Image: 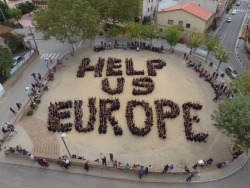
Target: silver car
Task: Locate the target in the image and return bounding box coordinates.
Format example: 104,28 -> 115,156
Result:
225,66 -> 238,79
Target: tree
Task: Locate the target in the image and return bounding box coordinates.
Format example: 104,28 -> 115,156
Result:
214,45 -> 231,71
230,71 -> 250,95
17,1 -> 36,15
124,22 -> 141,42
106,26 -> 120,38
164,25 -> 181,51
183,28 -> 206,54
204,35 -> 220,62
211,95 -> 250,151
1,33 -> 25,53
89,0 -> 140,24
141,23 -> 157,45
33,0 -> 100,52
0,1 -> 9,23
0,45 -> 13,81
7,8 -> 22,24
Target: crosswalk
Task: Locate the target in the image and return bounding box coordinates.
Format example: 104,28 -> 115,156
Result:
174,43 -> 190,53
235,9 -> 246,12
39,53 -> 60,60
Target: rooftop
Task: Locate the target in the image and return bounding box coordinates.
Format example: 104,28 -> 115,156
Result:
160,2 -> 213,21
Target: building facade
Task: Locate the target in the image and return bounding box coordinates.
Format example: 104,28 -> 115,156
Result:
157,2 -> 214,33
141,0 -> 159,20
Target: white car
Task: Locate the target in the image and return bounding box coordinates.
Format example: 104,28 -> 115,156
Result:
227,17 -> 232,22
232,9 -> 237,15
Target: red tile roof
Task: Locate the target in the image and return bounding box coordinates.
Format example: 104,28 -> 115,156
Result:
161,2 -> 213,21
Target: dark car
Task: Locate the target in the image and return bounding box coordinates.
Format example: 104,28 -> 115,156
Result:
236,1 -> 241,6
225,66 -> 238,79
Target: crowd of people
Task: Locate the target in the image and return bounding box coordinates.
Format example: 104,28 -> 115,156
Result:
47,100 -> 73,132
182,102 -> 209,142
154,99 -> 180,139
132,77 -> 155,95
106,57 -> 123,76
76,57 -> 105,78
126,100 -> 153,137
101,77 -> 125,95
99,98 -> 123,136
147,59 -> 166,76
74,98 -> 97,133
125,58 -> 144,75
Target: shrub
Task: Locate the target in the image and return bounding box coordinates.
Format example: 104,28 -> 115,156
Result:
27,108 -> 33,116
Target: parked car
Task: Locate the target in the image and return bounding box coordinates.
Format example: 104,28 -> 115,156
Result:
227,17 -> 232,22
11,56 -> 22,68
225,66 -> 238,79
232,9 -> 237,15
236,1 -> 241,6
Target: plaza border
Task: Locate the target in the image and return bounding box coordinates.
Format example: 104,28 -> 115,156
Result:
1,44 -> 249,183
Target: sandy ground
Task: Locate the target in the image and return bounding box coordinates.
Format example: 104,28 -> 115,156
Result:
29,47 -> 231,169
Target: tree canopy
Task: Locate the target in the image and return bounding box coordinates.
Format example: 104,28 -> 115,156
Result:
214,45 -> 231,71
141,23 -> 158,45
205,35 -> 220,62
17,1 -> 36,15
211,95 -> 250,151
183,28 -> 206,54
7,8 -> 22,24
0,1 -> 9,23
106,26 -> 120,38
33,0 -> 100,46
230,71 -> 250,95
164,25 -> 181,50
89,0 -> 140,24
124,22 -> 141,41
0,45 -> 13,80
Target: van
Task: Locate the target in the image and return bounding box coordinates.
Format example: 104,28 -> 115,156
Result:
12,56 -> 22,68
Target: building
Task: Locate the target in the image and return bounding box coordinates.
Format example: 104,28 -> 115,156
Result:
245,19 -> 250,55
141,0 -> 159,21
157,2 -> 214,33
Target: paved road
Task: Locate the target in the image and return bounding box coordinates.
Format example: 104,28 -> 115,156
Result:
210,0 -> 249,73
0,159 -> 249,188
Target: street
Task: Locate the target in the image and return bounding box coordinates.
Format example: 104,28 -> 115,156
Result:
0,159 -> 249,188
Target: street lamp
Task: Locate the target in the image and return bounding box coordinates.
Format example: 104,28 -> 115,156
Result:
60,133 -> 72,158
25,87 -> 33,103
29,26 -> 39,54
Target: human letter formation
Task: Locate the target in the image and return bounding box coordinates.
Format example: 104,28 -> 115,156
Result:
47,57 -> 208,141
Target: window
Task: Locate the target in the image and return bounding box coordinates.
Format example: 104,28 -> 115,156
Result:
168,20 -> 174,25
151,6 -> 153,11
152,0 -> 153,2
149,0 -> 150,3
148,8 -> 150,12
186,23 -> 191,28
178,21 -> 183,27
159,28 -> 163,32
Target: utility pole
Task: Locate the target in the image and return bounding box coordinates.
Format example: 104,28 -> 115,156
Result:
29,26 -> 39,54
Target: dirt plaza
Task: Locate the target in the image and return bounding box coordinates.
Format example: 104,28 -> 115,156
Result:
15,47 -> 231,169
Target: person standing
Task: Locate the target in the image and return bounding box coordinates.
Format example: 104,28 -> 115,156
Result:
100,153 -> 107,166
169,164 -> 174,172
162,164 -> 169,173
16,103 -> 22,110
186,173 -> 194,182
139,166 -> 144,179
10,108 -> 17,115
38,73 -> 42,81
144,166 -> 149,176
29,154 -> 36,162
84,161 -> 89,171
184,52 -> 186,59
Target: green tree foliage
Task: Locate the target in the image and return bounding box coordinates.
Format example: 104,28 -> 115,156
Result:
17,1 -> 36,15
141,23 -> 157,45
7,8 -> 22,24
211,95 -> 250,151
230,71 -> 250,95
214,45 -> 231,71
0,1 -> 9,23
106,26 -> 120,37
89,0 -> 140,24
183,28 -> 206,54
0,45 -> 13,80
33,0 -> 100,51
1,33 -> 25,53
205,35 -> 220,62
164,25 -> 181,51
124,22 -> 141,41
